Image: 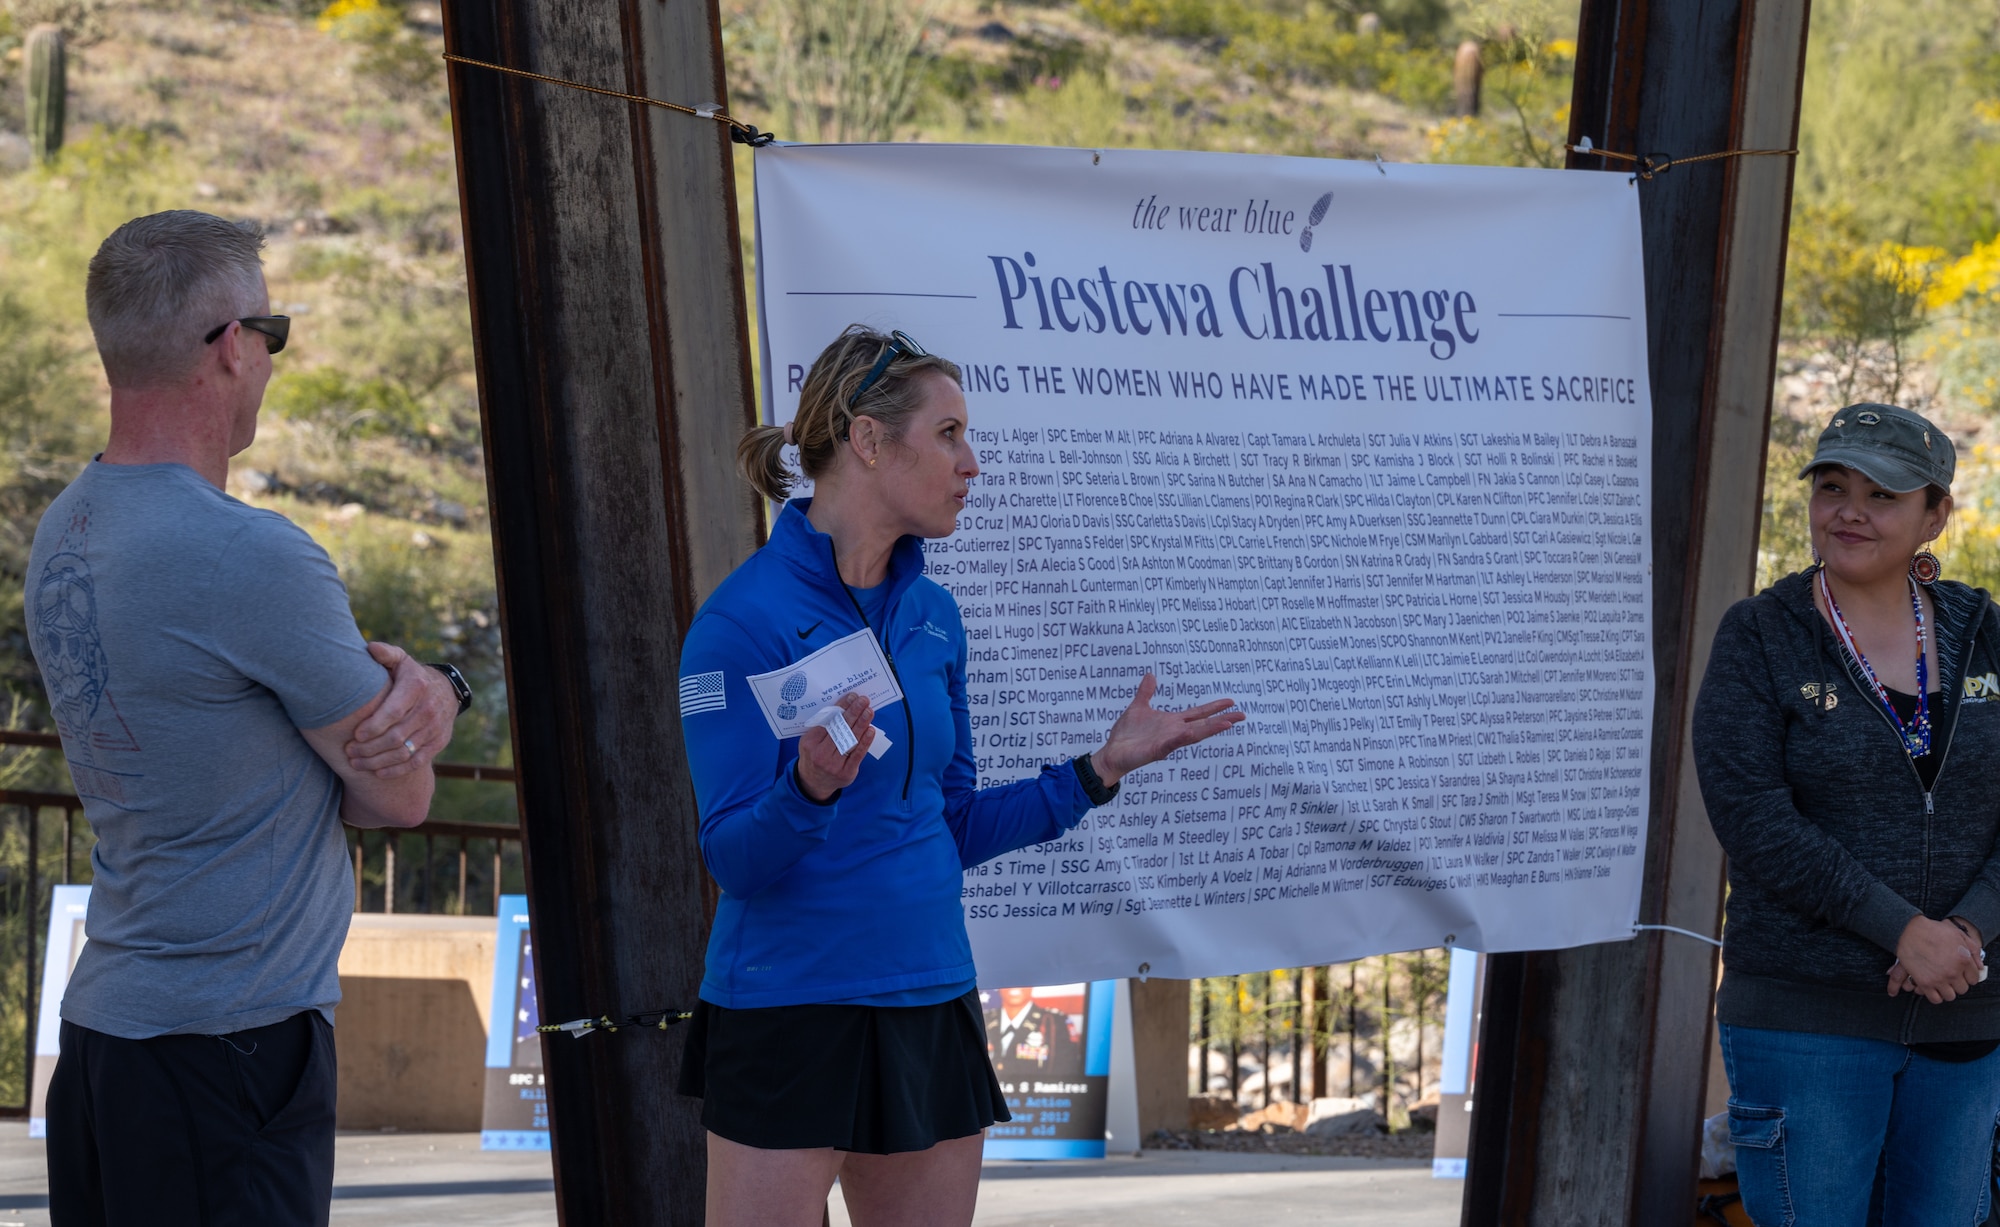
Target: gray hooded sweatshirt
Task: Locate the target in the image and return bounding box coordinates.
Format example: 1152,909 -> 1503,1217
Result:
1695,569 -> 2000,1043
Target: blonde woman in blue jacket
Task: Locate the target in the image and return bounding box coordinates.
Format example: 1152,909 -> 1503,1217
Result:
675,326 -> 1243,1227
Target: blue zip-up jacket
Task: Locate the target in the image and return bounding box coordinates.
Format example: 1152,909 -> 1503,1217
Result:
677,499 -> 1094,1009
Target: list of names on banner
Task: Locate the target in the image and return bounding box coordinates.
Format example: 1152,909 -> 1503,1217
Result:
940,401 -> 1648,922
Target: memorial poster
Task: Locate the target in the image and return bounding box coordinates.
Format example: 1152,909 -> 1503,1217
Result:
756,144 -> 1654,984
982,980 -> 1116,1159
1432,947 -> 1484,1178
480,894 -> 548,1149
28,884 -> 90,1139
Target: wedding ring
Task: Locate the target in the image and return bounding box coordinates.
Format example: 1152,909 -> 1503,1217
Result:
403,739 -> 417,755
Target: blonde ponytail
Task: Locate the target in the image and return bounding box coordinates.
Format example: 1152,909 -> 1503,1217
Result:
736,423 -> 793,504
737,325 -> 963,502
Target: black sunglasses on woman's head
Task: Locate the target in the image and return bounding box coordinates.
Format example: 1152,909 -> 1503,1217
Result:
848,330 -> 927,409
204,316 -> 290,354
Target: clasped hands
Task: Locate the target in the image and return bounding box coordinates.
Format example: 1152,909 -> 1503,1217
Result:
1889,914 -> 1987,1003
794,674 -> 1245,804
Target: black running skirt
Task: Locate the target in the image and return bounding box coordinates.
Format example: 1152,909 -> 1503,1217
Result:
676,989 -> 1009,1154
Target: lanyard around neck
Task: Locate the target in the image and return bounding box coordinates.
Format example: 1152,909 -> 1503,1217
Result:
1818,568 -> 1931,757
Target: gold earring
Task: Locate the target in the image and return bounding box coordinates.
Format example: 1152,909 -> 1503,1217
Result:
869,458 -> 877,468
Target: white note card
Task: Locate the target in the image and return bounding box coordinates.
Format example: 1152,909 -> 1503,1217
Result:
746,628 -> 904,740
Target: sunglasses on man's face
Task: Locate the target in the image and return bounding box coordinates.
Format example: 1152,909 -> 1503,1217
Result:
204,315 -> 290,355
848,330 -> 928,409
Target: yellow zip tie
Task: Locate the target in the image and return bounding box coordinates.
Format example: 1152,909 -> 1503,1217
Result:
538,1009 -> 694,1039
444,53 -> 777,146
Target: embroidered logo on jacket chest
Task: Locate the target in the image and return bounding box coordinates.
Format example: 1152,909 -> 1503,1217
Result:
1965,672 -> 2000,702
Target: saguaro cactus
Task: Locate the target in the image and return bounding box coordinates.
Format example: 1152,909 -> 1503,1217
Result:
25,24 -> 66,165
1452,39 -> 1482,118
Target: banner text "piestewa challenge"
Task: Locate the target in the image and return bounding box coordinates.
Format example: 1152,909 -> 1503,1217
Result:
990,254 -> 1482,361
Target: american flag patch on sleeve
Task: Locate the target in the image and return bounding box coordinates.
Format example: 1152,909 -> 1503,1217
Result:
679,671 -> 726,716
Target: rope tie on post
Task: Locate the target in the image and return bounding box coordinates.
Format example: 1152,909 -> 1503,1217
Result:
443,53 -> 778,146
538,1008 -> 695,1039
1632,923 -> 1723,949
1568,136 -> 1797,183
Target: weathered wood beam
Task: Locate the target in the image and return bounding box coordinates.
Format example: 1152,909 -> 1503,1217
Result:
1132,978 -> 1193,1139
437,0 -> 760,1217
1462,2 -> 1809,1223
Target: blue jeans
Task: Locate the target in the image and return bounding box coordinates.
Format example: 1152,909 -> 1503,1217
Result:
1720,1023 -> 2000,1227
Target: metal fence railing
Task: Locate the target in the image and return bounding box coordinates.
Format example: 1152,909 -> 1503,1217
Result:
0,730 -> 519,1114
0,789 -> 89,1118
1191,954 -> 1449,1127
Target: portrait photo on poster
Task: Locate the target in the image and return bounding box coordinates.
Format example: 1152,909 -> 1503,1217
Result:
982,980 -> 1116,1159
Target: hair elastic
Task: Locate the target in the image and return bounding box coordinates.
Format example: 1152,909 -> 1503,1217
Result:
783,420 -> 795,447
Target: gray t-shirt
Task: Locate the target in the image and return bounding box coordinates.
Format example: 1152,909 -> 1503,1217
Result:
27,461 -> 385,1038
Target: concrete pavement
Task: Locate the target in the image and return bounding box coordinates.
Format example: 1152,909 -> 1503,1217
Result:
0,1125 -> 1465,1224
858,1152 -> 1462,1226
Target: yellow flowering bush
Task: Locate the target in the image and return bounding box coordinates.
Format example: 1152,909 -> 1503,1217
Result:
1926,237 -> 2000,313
315,0 -> 383,33
316,0 -> 437,97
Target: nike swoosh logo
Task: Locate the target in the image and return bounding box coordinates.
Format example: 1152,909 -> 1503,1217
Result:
796,621 -> 822,639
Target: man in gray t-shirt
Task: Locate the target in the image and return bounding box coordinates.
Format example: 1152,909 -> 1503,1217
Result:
31,212 -> 466,1226
33,467 -> 387,1037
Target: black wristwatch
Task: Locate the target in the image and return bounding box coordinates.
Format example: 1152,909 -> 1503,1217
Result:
427,662 -> 473,715
1073,754 -> 1120,807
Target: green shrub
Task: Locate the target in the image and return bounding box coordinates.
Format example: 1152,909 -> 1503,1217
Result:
1080,0 -> 1227,41
317,0 -> 443,101
266,367 -> 429,442
1081,0 -> 1462,111
742,0 -> 934,142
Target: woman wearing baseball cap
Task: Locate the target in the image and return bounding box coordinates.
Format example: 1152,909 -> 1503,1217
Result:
1694,403 -> 2000,1223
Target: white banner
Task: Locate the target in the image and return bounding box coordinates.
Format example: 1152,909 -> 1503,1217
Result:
755,144 -> 1653,986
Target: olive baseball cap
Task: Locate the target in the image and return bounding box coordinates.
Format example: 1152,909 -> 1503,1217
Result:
1798,403 -> 1955,494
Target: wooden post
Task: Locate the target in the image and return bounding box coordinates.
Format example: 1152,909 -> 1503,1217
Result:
1197,979 -> 1211,1094
1229,975 -> 1242,1104
438,0 -> 759,1213
1131,977 -> 1192,1138
1346,962 -> 1357,1098
1310,966 -> 1328,1099
1260,976 -> 1271,1109
1379,955 -> 1393,1127
1461,1 -> 1809,1222
1414,952 -> 1425,1104
1290,968 -> 1303,1103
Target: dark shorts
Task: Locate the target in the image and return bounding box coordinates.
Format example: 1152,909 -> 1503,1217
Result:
677,989 -> 1009,1154
47,1010 -> 337,1227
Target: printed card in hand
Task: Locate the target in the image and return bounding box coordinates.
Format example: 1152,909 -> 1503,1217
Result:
746,629 -> 904,741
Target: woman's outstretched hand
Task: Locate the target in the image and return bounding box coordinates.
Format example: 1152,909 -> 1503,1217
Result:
796,692 -> 875,802
1089,674 -> 1245,786
1887,915 -> 1985,1003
